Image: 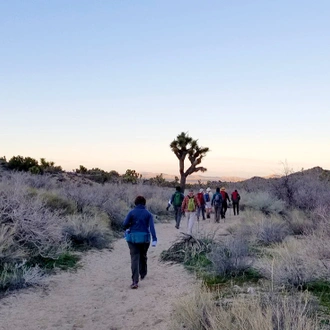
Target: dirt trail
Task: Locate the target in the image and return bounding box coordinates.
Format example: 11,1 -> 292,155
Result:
0,214 -> 241,330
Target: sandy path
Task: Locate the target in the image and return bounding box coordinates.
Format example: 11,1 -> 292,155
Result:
0,214 -> 240,330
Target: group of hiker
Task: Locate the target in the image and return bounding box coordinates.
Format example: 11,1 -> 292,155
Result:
121,187 -> 240,289
167,186 -> 241,233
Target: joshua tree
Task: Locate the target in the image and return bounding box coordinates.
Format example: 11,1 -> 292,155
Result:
170,132 -> 210,192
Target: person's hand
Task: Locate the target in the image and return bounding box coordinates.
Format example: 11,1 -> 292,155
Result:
152,241 -> 157,247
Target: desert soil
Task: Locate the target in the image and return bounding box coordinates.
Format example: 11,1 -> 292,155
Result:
0,212 -> 241,330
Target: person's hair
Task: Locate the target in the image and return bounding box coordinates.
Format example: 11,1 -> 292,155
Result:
134,195 -> 146,206
216,187 -> 220,193
176,186 -> 181,192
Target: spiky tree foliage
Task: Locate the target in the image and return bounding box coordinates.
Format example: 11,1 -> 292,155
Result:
170,132 -> 209,192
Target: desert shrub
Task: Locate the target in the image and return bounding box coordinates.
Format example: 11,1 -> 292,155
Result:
0,179 -> 69,260
284,208 -> 315,235
255,238 -> 327,288
28,252 -> 80,271
63,214 -> 112,249
40,191 -> 76,215
228,211 -> 290,246
271,171 -> 330,211
0,261 -> 45,292
0,226 -> 26,266
60,181 -> 171,230
243,191 -> 286,215
144,197 -> 168,219
255,216 -> 291,246
160,233 -> 214,266
170,285 -> 321,330
208,236 -> 253,277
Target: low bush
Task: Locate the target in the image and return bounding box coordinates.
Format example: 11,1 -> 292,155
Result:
243,191 -> 286,215
40,191 -> 76,215
255,216 -> 291,246
160,233 -> 214,266
63,214 -> 112,250
255,238 -> 327,288
170,285 -> 322,330
284,208 -> 314,235
0,261 -> 45,292
208,236 -> 253,277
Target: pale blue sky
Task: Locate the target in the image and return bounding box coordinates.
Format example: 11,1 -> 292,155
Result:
1,1 -> 330,178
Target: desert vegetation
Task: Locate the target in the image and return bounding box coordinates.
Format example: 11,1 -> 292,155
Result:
0,166 -> 171,294
1,156 -> 330,328
161,168 -> 330,329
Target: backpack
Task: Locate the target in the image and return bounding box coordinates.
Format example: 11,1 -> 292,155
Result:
187,196 -> 195,211
173,192 -> 182,206
197,192 -> 205,205
214,193 -> 221,206
204,192 -> 210,202
232,191 -> 240,202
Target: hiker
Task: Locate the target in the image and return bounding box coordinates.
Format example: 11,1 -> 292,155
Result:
231,189 -> 241,215
168,186 -> 185,229
123,195 -> 157,289
211,187 -> 223,223
196,188 -> 206,221
204,187 -> 212,219
220,187 -> 230,219
181,189 -> 200,235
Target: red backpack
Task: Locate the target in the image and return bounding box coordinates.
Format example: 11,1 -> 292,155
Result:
197,192 -> 205,205
232,191 -> 240,202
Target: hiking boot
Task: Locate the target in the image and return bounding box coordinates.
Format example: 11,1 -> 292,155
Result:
175,225 -> 179,229
140,274 -> 146,280
131,283 -> 138,289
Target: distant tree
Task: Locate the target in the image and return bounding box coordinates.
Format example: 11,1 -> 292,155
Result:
7,155 -> 39,172
122,169 -> 141,184
0,156 -> 7,169
109,170 -> 120,178
76,165 -> 88,174
170,132 -> 210,192
149,173 -> 166,186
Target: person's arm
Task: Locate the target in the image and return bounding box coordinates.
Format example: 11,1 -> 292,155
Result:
181,196 -> 187,211
149,213 -> 157,246
123,211 -> 132,230
195,196 -> 201,207
166,195 -> 172,210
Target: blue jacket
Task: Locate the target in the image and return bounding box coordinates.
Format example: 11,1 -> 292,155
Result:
211,192 -> 223,206
123,204 -> 157,242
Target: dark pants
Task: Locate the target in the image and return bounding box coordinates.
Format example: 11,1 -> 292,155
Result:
221,202 -> 228,219
196,205 -> 205,220
127,241 -> 150,284
233,202 -> 239,215
214,205 -> 221,222
174,205 -> 182,228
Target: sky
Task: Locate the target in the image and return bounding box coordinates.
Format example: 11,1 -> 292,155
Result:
1,1 -> 330,179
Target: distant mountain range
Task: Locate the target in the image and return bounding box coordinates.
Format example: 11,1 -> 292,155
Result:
140,167 -> 330,184
140,172 -> 279,183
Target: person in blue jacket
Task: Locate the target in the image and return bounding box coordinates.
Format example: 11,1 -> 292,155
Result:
123,195 -> 157,289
